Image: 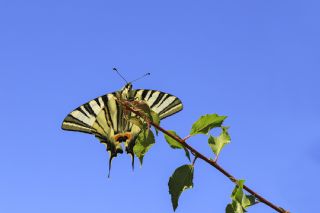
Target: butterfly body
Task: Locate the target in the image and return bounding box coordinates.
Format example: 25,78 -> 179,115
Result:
62,83 -> 183,174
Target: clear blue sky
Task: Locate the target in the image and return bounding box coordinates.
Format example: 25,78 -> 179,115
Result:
1,0 -> 319,212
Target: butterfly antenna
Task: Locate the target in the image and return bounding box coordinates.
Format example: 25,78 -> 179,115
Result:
130,73 -> 151,83
113,67 -> 128,84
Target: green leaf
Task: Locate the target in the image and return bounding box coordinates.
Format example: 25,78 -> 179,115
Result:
150,110 -> 160,135
231,180 -> 245,203
226,200 -> 246,213
227,180 -> 257,212
164,130 -> 183,149
133,130 -> 155,165
226,201 -> 245,213
150,110 -> 160,125
164,131 -> 191,161
242,195 -> 257,209
208,126 -> 231,157
168,164 -> 194,211
231,200 -> 245,213
226,204 -> 235,213
190,114 -> 227,135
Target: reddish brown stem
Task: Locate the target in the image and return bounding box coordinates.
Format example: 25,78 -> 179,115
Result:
122,103 -> 290,213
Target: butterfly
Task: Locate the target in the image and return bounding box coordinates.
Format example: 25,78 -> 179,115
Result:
61,82 -> 183,176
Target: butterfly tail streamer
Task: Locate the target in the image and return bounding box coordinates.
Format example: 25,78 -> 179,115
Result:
108,156 -> 113,178
131,153 -> 135,171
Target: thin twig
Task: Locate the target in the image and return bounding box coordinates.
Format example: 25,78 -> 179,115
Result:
121,103 -> 290,213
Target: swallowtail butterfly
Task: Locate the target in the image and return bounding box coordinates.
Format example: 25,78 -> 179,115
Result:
62,79 -> 183,176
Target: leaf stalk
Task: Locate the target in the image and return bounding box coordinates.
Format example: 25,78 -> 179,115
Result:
192,156 -> 198,166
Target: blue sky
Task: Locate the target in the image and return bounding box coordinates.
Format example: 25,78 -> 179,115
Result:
1,0 -> 319,212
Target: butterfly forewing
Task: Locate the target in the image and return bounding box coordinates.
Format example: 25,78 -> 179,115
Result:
133,89 -> 183,119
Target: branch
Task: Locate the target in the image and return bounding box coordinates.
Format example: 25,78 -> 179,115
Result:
121,102 -> 290,213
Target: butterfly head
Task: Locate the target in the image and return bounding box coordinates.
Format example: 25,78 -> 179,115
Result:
120,83 -> 134,100
123,82 -> 133,91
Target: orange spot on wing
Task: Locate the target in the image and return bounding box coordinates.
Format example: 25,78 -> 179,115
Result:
113,132 -> 132,142
124,132 -> 132,140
